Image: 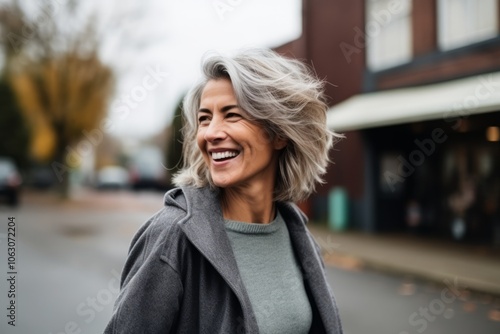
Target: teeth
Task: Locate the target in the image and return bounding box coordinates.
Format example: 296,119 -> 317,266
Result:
211,151 -> 238,160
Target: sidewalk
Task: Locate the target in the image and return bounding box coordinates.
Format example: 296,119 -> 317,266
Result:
308,223 -> 500,296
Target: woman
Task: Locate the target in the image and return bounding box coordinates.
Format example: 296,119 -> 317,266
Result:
105,48 -> 343,334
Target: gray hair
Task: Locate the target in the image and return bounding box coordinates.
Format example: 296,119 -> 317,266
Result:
173,48 -> 340,202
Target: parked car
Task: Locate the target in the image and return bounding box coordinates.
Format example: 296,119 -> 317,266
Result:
95,166 -> 130,190
129,146 -> 168,191
27,165 -> 57,190
0,157 -> 22,206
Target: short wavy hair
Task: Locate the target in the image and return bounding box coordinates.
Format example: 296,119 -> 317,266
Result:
173,48 -> 339,202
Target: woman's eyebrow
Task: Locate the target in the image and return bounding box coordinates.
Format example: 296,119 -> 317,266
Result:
198,105 -> 239,113
221,105 -> 239,112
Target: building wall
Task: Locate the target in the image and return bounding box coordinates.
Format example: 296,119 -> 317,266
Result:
370,0 -> 500,90
275,0 -> 367,220
302,0 -> 366,205
304,0 -> 365,105
375,39 -> 500,90
276,0 -> 366,105
278,0 -> 500,238
363,0 -> 500,240
412,0 -> 437,57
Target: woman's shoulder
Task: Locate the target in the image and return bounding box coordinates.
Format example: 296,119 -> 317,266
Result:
277,201 -> 309,226
126,187 -> 195,262
140,187 -> 190,234
135,186 -> 215,238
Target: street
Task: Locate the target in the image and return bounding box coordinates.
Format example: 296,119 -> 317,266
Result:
0,189 -> 499,334
328,263 -> 500,334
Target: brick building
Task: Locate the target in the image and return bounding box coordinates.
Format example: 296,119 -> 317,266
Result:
277,0 -> 500,244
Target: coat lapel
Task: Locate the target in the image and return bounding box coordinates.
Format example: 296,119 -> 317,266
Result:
177,186 -> 259,331
175,186 -> 341,333
279,202 -> 343,334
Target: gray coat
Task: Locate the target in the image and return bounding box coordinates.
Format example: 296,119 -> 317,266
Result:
104,186 -> 343,334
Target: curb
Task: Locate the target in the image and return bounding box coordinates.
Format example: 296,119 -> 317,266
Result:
308,225 -> 500,297
324,250 -> 500,297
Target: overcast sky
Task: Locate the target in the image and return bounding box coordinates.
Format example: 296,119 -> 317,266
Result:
95,0 -> 302,142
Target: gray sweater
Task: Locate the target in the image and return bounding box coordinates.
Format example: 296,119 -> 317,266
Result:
225,211 -> 313,333
104,186 -> 343,334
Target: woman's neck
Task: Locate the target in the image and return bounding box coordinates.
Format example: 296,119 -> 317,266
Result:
221,184 -> 276,224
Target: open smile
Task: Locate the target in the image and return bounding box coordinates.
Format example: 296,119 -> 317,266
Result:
210,150 -> 240,162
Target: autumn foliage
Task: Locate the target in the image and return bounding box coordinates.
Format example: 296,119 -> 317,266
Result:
0,1 -> 114,197
10,52 -> 114,163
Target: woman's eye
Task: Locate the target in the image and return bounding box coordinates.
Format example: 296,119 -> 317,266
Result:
198,116 -> 210,124
226,113 -> 241,119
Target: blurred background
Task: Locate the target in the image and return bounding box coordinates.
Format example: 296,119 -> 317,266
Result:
0,0 -> 499,333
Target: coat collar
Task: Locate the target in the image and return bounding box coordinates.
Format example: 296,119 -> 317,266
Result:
172,186 -> 309,278
173,186 -> 259,331
279,202 -> 343,333
166,186 -> 340,333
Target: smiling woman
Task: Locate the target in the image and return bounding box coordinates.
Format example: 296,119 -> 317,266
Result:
105,48 -> 344,334
195,79 -> 287,208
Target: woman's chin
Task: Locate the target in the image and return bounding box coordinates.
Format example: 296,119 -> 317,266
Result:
211,176 -> 234,189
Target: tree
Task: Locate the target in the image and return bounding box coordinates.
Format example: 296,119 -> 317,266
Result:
0,1 -> 114,197
0,80 -> 30,170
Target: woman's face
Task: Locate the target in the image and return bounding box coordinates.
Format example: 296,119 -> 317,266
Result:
196,79 -> 285,191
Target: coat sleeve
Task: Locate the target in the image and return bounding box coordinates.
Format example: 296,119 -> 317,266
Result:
306,230 -> 344,334
104,210 -> 184,334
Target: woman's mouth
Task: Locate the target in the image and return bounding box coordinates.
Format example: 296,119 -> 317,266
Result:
211,150 -> 240,162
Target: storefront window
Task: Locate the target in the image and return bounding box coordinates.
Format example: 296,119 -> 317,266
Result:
443,144 -> 500,242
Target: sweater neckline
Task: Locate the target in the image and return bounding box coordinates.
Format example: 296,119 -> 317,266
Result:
224,211 -> 283,234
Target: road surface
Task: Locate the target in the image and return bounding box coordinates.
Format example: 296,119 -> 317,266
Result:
0,189 -> 498,333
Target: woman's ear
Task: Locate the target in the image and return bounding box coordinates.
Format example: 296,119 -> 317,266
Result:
273,137 -> 288,150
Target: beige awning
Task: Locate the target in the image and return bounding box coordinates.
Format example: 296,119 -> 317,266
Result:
327,71 -> 500,132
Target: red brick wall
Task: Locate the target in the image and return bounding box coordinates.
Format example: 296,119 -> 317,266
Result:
377,0 -> 500,89
274,0 -> 366,201
301,0 -> 366,199
305,0 -> 365,106
413,0 -> 437,56
378,43 -> 500,89
318,130 -> 365,199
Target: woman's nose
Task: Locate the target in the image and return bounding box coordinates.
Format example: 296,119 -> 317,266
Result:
203,118 -> 227,142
